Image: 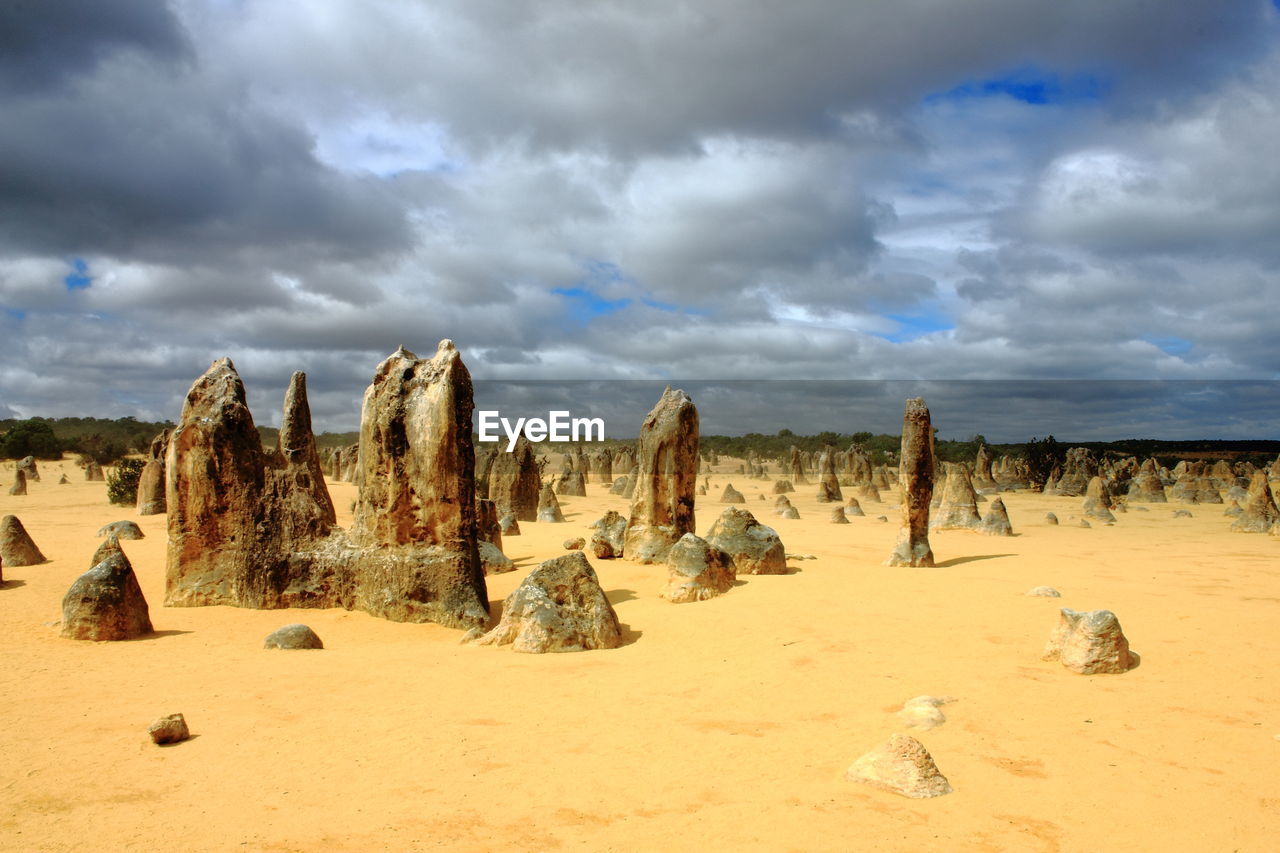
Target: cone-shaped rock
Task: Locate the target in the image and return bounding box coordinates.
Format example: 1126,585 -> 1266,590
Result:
476,499 -> 503,551
1042,608 -> 1136,674
661,533 -> 735,603
1,515 -> 47,566
536,484 -> 566,523
931,464 -> 982,531
830,507 -> 850,524
487,436 -> 541,522
8,469 -> 26,496
135,429 -> 169,515
96,520 -> 143,540
61,550 -> 153,641
624,387 -> 698,564
721,484 -> 745,503
1082,476 -> 1117,522
980,497 -> 1013,536
845,497 -> 865,516
479,540 -> 516,574
1230,471 -> 1280,532
84,461 -> 105,481
845,734 -> 953,799
818,446 -> 843,501
705,507 -> 786,575
589,510 -> 629,559
555,470 -> 587,497
271,371 -> 337,543
886,398 -> 935,567
469,552 -> 623,653
1126,458 -> 1167,503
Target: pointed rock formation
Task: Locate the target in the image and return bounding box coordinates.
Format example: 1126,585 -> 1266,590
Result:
980,497 -> 1013,536
973,444 -> 996,490
789,446 -> 808,485
0,515 -> 47,566
1230,471 -> 1280,533
705,507 -> 786,575
469,552 -> 623,653
8,469 -> 26,496
555,469 -> 587,497
721,484 -> 745,503
1082,476 -> 1117,523
1055,448 -> 1098,497
487,436 -> 541,522
536,483 -> 566,523
1042,608 -> 1136,674
818,446 -> 843,501
623,387 -> 698,564
271,371 -> 337,545
135,429 -> 169,515
845,734 -> 952,799
845,497 -> 865,516
84,460 -> 105,482
61,549 -> 153,641
661,533 -> 735,603
1126,458 -> 1167,503
886,398 -> 935,567
96,520 -> 143,540
830,507 -> 850,524
931,464 -> 982,531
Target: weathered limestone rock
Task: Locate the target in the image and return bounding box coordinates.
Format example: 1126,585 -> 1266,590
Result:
1025,586 -> 1061,597
845,734 -> 953,799
555,470 -> 587,497
263,624 -> 324,649
58,474 -> 69,485
980,497 -> 1013,536
1126,458 -> 1167,503
973,444 -> 996,490
897,696 -> 952,730
931,464 -> 982,531
858,483 -> 882,503
1055,447 -> 1097,497
720,483 -> 745,504
537,484 -> 567,523
830,507 -> 850,524
166,343 -> 490,631
818,446 -> 843,501
608,475 -> 630,496
563,537 -> 586,551
17,456 -> 39,482
487,436 -> 541,522
588,510 -> 629,559
661,533 -> 735,603
886,398 -> 935,567
476,499 -> 503,551
789,446 -> 808,485
1230,471 -> 1280,533
499,513 -> 522,536
815,481 -> 837,503
1045,512 -> 1059,525
84,460 -> 105,482
845,497 -> 865,516
705,507 -> 786,575
623,388 -> 698,564
779,506 -> 800,519
0,515 -> 47,566
9,469 -> 26,496
772,479 -> 794,494
469,552 -> 623,653
96,520 -> 144,540
1042,608 -> 1136,674
478,540 -> 515,574
136,429 -> 169,515
1082,476 -> 1116,523
61,550 -> 153,641
148,714 -> 190,745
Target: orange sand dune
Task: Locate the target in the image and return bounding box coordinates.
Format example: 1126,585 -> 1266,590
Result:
2,457 -> 1278,852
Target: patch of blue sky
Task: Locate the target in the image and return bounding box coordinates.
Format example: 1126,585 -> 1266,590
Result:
874,306 -> 955,343
926,65 -> 1110,106
551,286 -> 631,324
1145,336 -> 1194,356
4,308 -> 26,320
64,258 -> 92,291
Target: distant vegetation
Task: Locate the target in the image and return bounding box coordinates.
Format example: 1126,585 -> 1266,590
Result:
0,417 -> 174,464
107,458 -> 147,505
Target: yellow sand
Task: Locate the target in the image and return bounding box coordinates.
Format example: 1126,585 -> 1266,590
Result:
2,457 -> 1279,852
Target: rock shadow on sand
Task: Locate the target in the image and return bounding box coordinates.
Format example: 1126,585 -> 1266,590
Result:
935,554 -> 1015,567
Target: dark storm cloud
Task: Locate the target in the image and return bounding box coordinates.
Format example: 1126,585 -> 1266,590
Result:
0,0 -> 190,93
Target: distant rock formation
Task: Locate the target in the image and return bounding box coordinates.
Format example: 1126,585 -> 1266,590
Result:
818,446 -> 843,501
980,497 -> 1013,536
136,429 -> 169,515
96,520 -> 143,540
1125,458 -> 1166,503
555,469 -> 587,497
931,463 -> 982,531
886,398 -> 935,567
830,507 -> 850,524
16,456 -> 39,482
1053,448 -> 1097,497
1230,471 -> 1279,533
536,484 -> 566,523
624,387 -> 698,564
8,469 -> 26,496
487,436 -> 540,522
1082,476 -> 1117,523
588,510 -> 629,559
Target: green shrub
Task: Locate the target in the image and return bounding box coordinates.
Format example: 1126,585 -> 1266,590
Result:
0,420 -> 63,460
106,458 -> 147,506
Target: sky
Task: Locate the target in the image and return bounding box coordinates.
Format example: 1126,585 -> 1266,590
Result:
2,1 -> 1280,440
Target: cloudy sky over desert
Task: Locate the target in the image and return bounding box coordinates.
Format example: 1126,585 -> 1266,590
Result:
2,1 -> 1279,434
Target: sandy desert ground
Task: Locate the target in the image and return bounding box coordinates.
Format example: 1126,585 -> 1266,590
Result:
2,456 -> 1278,852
